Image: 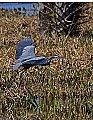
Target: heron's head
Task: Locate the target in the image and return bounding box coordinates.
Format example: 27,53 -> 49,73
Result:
54,55 -> 64,59
49,55 -> 64,60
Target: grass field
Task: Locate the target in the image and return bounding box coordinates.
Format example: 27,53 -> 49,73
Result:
0,4 -> 93,120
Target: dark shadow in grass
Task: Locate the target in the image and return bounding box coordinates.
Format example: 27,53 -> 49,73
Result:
83,30 -> 93,38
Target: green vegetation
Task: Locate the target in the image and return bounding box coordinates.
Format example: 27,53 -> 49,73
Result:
0,6 -> 93,120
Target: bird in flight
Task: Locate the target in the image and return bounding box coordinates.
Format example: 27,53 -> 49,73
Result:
13,38 -> 64,70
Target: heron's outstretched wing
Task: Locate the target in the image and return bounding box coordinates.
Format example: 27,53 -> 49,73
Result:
22,56 -> 50,66
19,45 -> 35,61
16,38 -> 35,59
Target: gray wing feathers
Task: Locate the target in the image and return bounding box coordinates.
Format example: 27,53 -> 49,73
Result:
16,39 -> 34,59
22,56 -> 49,65
19,46 -> 35,60
22,56 -> 46,63
13,62 -> 22,70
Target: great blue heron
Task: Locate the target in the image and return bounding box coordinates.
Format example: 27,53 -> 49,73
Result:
13,38 -> 64,70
